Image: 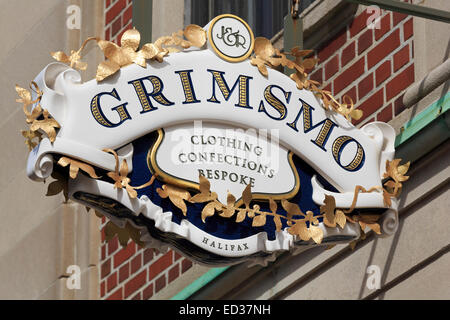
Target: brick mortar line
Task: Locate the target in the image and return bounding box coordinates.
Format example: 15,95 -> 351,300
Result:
318,14 -> 411,75
331,38 -> 413,106
104,2 -> 132,31
320,25 -> 412,93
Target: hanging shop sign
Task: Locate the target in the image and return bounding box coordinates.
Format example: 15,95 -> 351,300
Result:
19,14 -> 410,266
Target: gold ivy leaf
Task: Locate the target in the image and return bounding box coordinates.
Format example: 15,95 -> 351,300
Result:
362,222 -> 381,234
106,158 -> 139,198
287,211 -> 323,244
383,159 -> 409,181
290,71 -> 311,90
29,109 -> 60,143
16,82 -> 43,124
248,36 -> 365,122
301,57 -> 319,70
346,213 -> 380,235
273,215 -> 282,232
183,24 -> 207,47
250,56 -> 269,77
242,184 -> 252,209
201,201 -> 222,223
290,47 -> 313,58
288,220 -> 310,241
21,129 -> 42,151
45,171 -> 69,202
305,210 -> 319,226
51,50 -> 87,70
281,199 -> 304,224
157,184 -> 191,216
189,174 -> 217,203
15,84 -> 33,107
96,29 -> 158,81
51,37 -> 96,71
268,198 -> 282,232
219,192 -> 236,218
235,209 -> 247,223
104,221 -> 144,247
253,37 -> 275,59
321,195 -> 337,227
57,156 -> 100,180
382,189 -> 392,207
104,149 -> 156,199
154,25 -> 206,55
337,96 -> 363,121
252,213 -> 267,227
269,197 -> 277,214
309,225 -> 324,244
384,159 -> 410,187
335,209 -> 346,229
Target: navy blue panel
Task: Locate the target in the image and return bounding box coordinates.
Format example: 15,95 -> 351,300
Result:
129,131 -> 339,241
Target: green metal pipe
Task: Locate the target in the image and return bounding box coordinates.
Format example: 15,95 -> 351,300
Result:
170,267 -> 229,300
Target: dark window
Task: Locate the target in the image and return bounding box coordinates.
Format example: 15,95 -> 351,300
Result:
186,0 -> 318,39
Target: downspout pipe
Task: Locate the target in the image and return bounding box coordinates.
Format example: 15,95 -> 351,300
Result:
403,58 -> 450,108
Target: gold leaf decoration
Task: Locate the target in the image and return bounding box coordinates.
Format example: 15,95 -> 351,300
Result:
321,194 -> 337,228
343,185 -> 383,214
29,109 -> 60,143
15,82 -> 43,124
157,184 -> 191,215
104,148 -> 156,199
336,96 -> 363,122
96,29 -> 160,81
17,81 -> 61,150
95,25 -> 206,81
335,209 -> 346,229
51,37 -> 97,71
104,220 -> 144,247
382,159 -> 410,206
21,129 -> 42,151
281,199 -> 304,223
45,171 -> 69,202
309,225 -> 324,244
159,174 -> 399,245
288,220 -> 310,241
183,24 -> 207,47
249,38 -> 363,121
189,174 -> 218,203
201,201 -> 222,223
242,184 -> 253,210
57,156 -> 100,179
269,198 -> 282,232
219,193 -> 236,218
252,213 -> 267,227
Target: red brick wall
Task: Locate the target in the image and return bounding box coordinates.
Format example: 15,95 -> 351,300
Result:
309,5 -> 414,125
99,1 -> 415,300
100,227 -> 193,300
104,0 -> 133,44
100,0 -> 194,300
